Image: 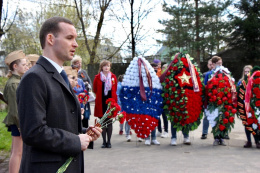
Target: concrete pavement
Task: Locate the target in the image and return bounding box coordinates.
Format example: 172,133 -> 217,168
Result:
84,103 -> 260,173
1,102 -> 259,173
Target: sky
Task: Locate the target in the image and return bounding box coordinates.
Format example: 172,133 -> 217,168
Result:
3,0 -> 240,58
82,0 -> 170,57
4,0 -> 170,57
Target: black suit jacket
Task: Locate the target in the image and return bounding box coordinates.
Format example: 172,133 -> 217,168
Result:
17,56 -> 84,173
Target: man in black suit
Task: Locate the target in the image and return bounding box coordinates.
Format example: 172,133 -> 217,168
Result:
17,17 -> 101,173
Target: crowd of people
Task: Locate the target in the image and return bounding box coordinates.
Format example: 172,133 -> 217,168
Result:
1,16 -> 259,173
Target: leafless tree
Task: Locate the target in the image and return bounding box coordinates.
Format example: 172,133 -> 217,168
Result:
75,0 -> 129,63
0,0 -> 19,39
119,0 -> 159,58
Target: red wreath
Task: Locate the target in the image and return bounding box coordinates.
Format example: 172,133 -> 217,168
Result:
245,71 -> 260,132
207,71 -> 237,135
162,53 -> 203,133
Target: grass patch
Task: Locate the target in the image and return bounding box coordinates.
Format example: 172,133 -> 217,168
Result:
0,110 -> 11,152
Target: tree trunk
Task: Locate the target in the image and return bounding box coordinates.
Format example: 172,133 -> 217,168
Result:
0,0 -> 4,39
130,0 -> 135,59
89,4 -> 108,64
195,0 -> 200,66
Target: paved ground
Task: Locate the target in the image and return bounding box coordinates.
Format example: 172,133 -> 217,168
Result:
1,103 -> 259,173
84,103 -> 260,173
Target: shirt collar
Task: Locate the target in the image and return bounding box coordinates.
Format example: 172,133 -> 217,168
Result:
43,56 -> 63,73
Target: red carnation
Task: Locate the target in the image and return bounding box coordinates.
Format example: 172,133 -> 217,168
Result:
254,78 -> 260,84
255,72 -> 260,77
256,100 -> 260,107
253,87 -> 259,94
212,95 -> 217,101
165,78 -> 170,83
219,82 -> 225,88
222,97 -> 228,102
212,80 -> 218,86
217,100 -> 222,105
217,73 -> 223,79
224,76 -> 229,81
224,82 -> 229,87
170,112 -> 175,116
219,124 -> 226,131
223,118 -> 228,124
231,109 -> 237,114
166,71 -> 171,76
165,84 -> 170,89
181,57 -> 188,67
106,98 -> 116,104
227,93 -> 232,98
173,59 -> 178,64
208,84 -> 213,89
224,111 -> 229,117
247,118 -> 254,125
212,89 -> 218,95
173,66 -> 178,71
165,93 -> 169,98
229,117 -> 234,123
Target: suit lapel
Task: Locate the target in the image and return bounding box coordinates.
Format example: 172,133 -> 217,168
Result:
52,72 -> 72,94
37,56 -> 82,131
37,56 -> 72,95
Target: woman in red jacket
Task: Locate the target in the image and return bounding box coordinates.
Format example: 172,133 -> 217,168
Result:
93,60 -> 117,148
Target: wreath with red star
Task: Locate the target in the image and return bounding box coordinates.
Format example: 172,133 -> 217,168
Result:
162,52 -> 203,133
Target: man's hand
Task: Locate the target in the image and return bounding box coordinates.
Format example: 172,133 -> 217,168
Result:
89,126 -> 102,141
78,134 -> 92,151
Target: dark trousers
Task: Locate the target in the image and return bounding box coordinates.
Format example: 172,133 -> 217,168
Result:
158,112 -> 168,133
101,118 -> 113,145
214,135 -> 224,140
245,127 -> 259,144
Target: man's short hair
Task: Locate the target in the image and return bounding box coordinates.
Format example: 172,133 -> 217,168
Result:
39,17 -> 74,49
211,56 -> 222,63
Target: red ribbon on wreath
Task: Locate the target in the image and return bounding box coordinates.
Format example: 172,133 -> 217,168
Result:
245,71 -> 260,117
138,58 -> 152,101
186,55 -> 200,92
